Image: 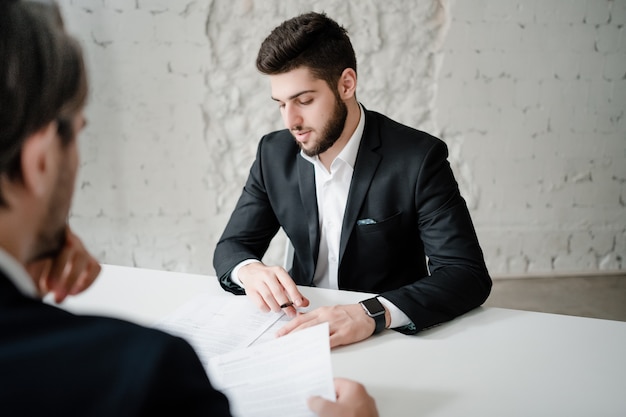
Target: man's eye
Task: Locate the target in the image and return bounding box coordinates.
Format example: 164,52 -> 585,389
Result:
299,99 -> 313,105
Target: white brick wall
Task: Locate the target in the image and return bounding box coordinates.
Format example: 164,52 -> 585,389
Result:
438,0 -> 625,275
58,0 -> 624,277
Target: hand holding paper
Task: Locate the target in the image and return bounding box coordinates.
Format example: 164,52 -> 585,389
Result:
207,322 -> 335,417
308,378 -> 379,417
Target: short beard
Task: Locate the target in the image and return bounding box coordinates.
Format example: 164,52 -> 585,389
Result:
298,96 -> 348,157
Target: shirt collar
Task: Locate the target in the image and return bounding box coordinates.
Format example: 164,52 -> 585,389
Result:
301,103 -> 366,169
0,247 -> 39,298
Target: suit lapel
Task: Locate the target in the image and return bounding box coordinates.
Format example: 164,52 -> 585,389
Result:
0,271 -> 30,306
297,155 -> 320,272
339,111 -> 381,263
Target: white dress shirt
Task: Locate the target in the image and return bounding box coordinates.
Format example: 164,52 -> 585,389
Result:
299,107 -> 362,290
0,248 -> 39,298
233,105 -> 411,328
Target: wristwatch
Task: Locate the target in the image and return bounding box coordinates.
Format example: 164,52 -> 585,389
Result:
359,297 -> 386,335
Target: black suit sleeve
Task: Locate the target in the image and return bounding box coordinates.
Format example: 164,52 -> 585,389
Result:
139,335 -> 232,417
213,136 -> 282,294
380,139 -> 491,333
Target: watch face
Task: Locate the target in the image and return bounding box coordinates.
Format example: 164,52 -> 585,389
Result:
361,297 -> 385,316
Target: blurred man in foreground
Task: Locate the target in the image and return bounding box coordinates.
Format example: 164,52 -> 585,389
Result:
0,2 -> 377,416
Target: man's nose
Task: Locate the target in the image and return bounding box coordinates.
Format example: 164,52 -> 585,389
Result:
284,104 -> 302,129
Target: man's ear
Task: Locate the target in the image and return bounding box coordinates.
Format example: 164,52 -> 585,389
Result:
20,121 -> 58,197
337,68 -> 357,100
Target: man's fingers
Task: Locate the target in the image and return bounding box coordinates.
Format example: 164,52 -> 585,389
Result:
281,304 -> 298,318
274,268 -> 308,307
69,259 -> 101,295
48,248 -> 72,285
49,250 -> 85,302
26,259 -> 52,295
252,266 -> 300,312
247,289 -> 272,313
240,263 -> 309,315
277,311 -> 318,336
307,396 -> 334,416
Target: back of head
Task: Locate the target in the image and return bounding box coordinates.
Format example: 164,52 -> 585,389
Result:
256,12 -> 357,89
0,0 -> 88,204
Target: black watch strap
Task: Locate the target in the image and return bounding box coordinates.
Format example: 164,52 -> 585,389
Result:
360,297 -> 386,335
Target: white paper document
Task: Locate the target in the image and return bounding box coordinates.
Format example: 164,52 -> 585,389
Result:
154,294 -> 285,364
154,294 -> 335,417
207,322 -> 335,417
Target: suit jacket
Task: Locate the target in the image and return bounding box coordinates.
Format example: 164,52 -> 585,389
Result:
214,108 -> 492,333
0,272 -> 232,417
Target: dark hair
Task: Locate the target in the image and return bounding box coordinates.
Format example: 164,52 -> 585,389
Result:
0,0 -> 88,205
256,12 -> 357,90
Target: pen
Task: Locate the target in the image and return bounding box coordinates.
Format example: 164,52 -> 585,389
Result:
280,301 -> 294,309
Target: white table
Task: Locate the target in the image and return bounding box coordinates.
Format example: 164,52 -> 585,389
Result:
58,265 -> 626,417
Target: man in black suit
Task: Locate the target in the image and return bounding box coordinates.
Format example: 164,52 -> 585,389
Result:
214,12 -> 492,348
0,2 -> 378,416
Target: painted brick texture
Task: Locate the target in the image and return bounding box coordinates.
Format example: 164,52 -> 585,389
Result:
58,0 -> 624,277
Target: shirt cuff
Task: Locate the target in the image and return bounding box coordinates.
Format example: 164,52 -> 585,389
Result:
230,259 -> 261,288
378,296 -> 412,329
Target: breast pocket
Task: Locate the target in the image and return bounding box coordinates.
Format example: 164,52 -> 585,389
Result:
356,212 -> 402,234
349,212 -> 405,283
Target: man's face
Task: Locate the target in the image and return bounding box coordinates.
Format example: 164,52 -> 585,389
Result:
32,113 -> 84,261
270,67 -> 348,157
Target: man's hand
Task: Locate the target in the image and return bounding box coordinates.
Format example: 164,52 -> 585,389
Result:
26,228 -> 101,303
277,304 -> 379,348
239,262 -> 309,318
308,378 -> 379,417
